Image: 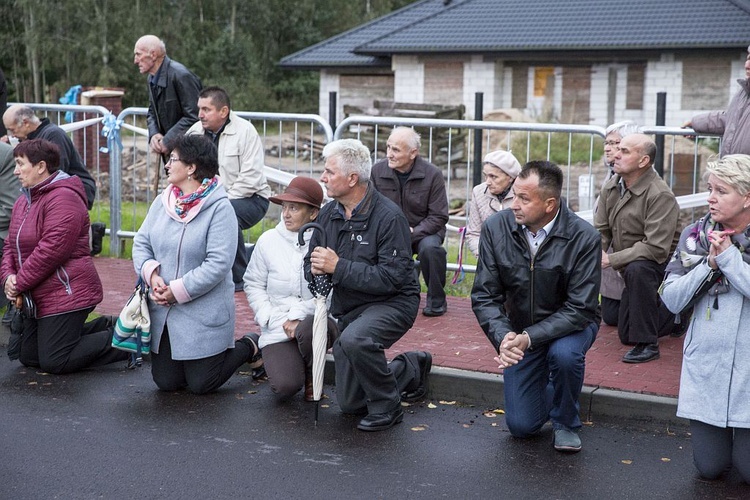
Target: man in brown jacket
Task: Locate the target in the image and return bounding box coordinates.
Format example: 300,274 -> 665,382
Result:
595,134 -> 680,363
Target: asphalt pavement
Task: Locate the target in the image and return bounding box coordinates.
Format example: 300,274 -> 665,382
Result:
1,352 -> 747,499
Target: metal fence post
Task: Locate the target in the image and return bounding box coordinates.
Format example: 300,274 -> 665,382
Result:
329,91 -> 338,134
473,92 -> 484,187
109,137 -> 122,257
654,92 -> 666,177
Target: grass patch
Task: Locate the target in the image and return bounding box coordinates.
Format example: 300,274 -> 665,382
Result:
511,131 -> 599,165
89,200 -> 277,259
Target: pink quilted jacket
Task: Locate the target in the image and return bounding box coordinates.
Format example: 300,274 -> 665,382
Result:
1,171 -> 103,318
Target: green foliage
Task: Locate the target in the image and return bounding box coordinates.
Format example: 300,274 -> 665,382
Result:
0,0 -> 414,111
89,201 -> 277,259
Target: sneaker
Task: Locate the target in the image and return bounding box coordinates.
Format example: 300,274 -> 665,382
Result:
553,428 -> 582,453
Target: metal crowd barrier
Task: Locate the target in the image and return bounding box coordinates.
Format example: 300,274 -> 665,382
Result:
108,107 -> 333,256
9,103 -> 719,270
335,116 -> 719,273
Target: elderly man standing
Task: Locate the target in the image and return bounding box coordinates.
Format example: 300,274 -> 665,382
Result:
595,133 -> 680,363
305,138 -> 432,432
370,127 -> 449,317
134,35 -> 202,157
186,87 -> 270,290
2,105 -> 96,209
472,161 -> 601,453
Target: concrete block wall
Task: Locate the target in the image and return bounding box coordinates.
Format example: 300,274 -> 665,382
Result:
319,50 -> 745,130
393,55 -> 424,103
318,70 -> 340,123
463,56 -> 499,119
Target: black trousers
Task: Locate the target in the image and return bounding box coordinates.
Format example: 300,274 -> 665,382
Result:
18,307 -> 128,374
332,295 -> 421,415
415,234 -> 447,309
230,195 -> 270,284
617,260 -> 675,345
150,327 -> 252,394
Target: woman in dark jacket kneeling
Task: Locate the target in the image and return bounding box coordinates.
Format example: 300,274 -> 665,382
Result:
1,139 -> 128,373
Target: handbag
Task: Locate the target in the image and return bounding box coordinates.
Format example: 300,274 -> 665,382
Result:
6,293 -> 35,360
112,278 -> 151,366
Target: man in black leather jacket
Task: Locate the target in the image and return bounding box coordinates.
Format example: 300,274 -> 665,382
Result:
134,35 -> 202,156
472,161 -> 600,453
304,139 -> 431,432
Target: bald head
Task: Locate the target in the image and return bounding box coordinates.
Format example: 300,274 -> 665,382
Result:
612,133 -> 657,184
3,104 -> 40,140
134,35 -> 166,76
624,133 -> 657,167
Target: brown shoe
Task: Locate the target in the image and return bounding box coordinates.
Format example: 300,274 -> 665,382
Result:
305,377 -> 315,402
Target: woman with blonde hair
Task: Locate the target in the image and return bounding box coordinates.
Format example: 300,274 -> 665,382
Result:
660,154 -> 750,482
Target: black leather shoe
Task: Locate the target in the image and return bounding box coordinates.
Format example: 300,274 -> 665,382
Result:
422,303 -> 447,317
401,351 -> 432,403
357,407 -> 404,432
239,333 -> 263,369
622,343 -> 660,363
90,222 -> 106,256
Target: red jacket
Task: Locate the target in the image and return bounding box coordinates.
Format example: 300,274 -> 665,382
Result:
1,171 -> 102,318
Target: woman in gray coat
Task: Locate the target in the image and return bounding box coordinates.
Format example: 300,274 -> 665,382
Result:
660,154 -> 750,482
133,135 -> 260,394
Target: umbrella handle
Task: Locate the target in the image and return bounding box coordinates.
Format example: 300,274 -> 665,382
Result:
298,222 -> 327,248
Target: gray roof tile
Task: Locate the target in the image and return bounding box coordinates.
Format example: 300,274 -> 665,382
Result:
281,0 -> 750,69
279,0 -> 453,69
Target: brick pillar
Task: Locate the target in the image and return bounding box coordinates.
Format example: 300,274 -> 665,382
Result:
72,88 -> 125,173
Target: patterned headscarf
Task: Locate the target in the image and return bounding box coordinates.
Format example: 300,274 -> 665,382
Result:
171,177 -> 218,218
665,213 -> 750,300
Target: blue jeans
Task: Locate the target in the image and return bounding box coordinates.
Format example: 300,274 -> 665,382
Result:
230,195 -> 269,284
502,322 -> 598,437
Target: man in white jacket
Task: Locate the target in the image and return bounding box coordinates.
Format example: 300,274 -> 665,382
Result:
187,87 -> 271,291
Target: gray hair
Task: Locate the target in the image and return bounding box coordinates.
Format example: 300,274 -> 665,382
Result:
7,105 -> 40,127
322,139 -> 372,184
706,154 -> 750,197
605,120 -> 639,138
391,126 -> 421,151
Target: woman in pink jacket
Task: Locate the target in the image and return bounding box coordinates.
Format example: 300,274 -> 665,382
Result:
1,139 -> 127,373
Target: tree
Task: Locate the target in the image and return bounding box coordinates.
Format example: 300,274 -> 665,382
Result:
0,0 -> 415,112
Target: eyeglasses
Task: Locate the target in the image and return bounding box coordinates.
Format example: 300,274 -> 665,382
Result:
166,156 -> 183,164
604,141 -> 620,147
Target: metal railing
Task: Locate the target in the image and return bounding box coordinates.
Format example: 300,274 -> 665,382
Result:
8,103 -> 719,271
335,116 -> 720,273
107,107 -> 333,255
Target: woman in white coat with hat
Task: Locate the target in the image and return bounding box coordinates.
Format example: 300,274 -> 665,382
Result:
243,176 -> 338,401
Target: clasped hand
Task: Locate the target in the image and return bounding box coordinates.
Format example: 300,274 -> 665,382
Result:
3,274 -> 18,300
707,229 -> 734,270
493,331 -> 530,373
149,274 -> 176,307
